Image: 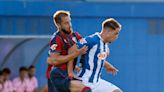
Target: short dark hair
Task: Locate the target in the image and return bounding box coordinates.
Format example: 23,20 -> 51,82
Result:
53,10 -> 70,26
28,65 -> 35,70
19,66 -> 27,72
2,68 -> 11,74
102,18 -> 121,30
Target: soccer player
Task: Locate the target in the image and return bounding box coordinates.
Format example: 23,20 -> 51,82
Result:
46,10 -> 91,92
68,18 -> 122,92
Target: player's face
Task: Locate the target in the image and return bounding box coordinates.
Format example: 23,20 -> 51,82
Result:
60,16 -> 73,34
105,28 -> 120,43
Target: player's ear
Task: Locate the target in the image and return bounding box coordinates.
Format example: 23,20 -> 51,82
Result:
56,23 -> 61,29
104,28 -> 110,33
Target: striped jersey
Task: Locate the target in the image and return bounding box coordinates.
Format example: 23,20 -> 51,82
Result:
46,31 -> 82,78
76,32 -> 110,84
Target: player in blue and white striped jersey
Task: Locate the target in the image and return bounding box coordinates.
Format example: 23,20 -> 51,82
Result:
68,18 -> 122,92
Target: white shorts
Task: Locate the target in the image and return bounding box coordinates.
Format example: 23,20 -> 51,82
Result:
82,79 -> 122,92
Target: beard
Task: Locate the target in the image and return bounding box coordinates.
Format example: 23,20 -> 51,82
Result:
61,28 -> 72,34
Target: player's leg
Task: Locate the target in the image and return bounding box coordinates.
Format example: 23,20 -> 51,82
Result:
96,79 -> 122,92
70,80 -> 91,92
50,68 -> 70,92
50,68 -> 91,92
48,79 -> 58,92
113,89 -> 122,92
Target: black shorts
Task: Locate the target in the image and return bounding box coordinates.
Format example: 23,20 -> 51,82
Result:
50,68 -> 71,92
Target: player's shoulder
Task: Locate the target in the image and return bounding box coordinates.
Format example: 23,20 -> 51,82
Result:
78,33 -> 97,45
51,31 -> 61,39
73,31 -> 81,35
50,31 -> 63,42
86,33 -> 98,41
73,31 -> 79,35
72,31 -> 82,38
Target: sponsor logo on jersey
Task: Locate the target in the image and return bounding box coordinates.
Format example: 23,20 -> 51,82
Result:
97,52 -> 107,60
50,44 -> 58,50
79,38 -> 87,44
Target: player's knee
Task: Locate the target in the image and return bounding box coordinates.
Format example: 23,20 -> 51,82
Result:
113,89 -> 122,92
70,80 -> 92,92
70,80 -> 83,92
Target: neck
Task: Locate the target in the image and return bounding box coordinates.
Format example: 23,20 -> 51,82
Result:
60,28 -> 72,35
59,30 -> 69,36
100,31 -> 107,43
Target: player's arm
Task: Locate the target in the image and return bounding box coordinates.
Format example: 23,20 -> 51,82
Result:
47,45 -> 88,66
67,59 -> 77,79
67,44 -> 81,78
47,35 -> 87,66
104,61 -> 118,76
67,37 -> 89,78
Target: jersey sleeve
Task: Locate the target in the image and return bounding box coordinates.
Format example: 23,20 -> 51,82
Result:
76,36 -> 91,49
74,32 -> 83,40
49,36 -> 63,54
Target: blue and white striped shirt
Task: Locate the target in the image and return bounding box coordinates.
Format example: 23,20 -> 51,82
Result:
76,32 -> 110,84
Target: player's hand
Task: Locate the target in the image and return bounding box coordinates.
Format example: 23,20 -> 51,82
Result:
106,65 -> 118,76
77,45 -> 88,55
75,66 -> 81,73
68,73 -> 78,79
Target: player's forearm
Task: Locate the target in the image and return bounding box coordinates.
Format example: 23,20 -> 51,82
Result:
47,51 -> 79,65
104,61 -> 113,68
67,59 -> 74,76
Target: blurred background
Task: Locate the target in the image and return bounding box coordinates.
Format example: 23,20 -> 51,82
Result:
0,0 -> 164,92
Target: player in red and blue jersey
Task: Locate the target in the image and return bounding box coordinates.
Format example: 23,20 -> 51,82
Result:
46,10 -> 91,92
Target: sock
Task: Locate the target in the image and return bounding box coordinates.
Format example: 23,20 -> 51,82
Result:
82,86 -> 92,92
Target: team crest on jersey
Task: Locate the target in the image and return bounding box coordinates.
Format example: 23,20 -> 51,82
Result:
50,44 -> 58,50
97,52 -> 107,60
79,38 -> 87,44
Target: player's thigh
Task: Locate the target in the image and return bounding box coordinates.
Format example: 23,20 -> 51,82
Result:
50,69 -> 70,92
48,79 -> 58,92
70,80 -> 85,92
96,79 -> 121,92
